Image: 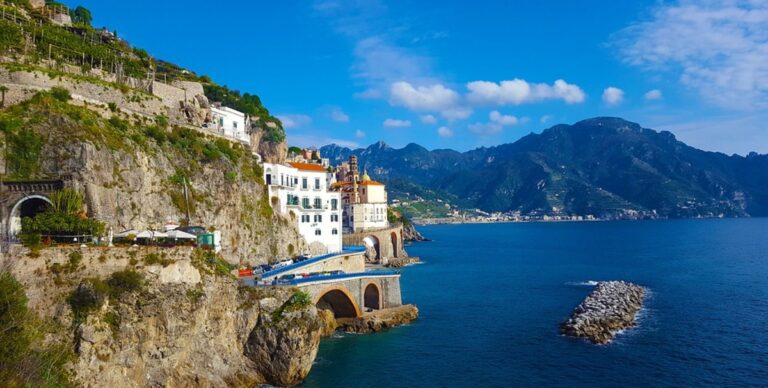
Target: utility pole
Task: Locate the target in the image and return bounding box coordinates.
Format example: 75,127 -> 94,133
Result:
182,177 -> 191,225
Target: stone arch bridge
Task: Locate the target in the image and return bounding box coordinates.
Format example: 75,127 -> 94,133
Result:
342,224 -> 407,265
294,272 -> 403,318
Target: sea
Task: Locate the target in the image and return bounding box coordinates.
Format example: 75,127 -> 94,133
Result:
301,219 -> 768,387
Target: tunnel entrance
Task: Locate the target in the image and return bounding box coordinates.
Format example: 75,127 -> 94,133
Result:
390,231 -> 399,258
8,195 -> 52,239
364,283 -> 381,310
316,289 -> 359,318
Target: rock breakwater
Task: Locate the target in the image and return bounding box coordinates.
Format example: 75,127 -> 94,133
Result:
337,305 -> 419,334
560,281 -> 646,344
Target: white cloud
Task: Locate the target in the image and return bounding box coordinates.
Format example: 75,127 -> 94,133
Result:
277,114 -> 312,129
389,81 -> 460,111
440,107 -> 473,121
602,87 -> 625,106
420,114 -> 437,124
468,122 -> 503,136
355,129 -> 366,138
615,0 -> 768,110
489,110 -> 519,126
331,107 -> 350,122
466,78 -> 586,106
437,126 -> 454,138
383,118 -> 412,128
540,115 -> 553,124
644,89 -> 663,100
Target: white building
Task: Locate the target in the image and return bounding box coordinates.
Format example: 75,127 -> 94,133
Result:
264,162 -> 342,254
210,106 -> 250,144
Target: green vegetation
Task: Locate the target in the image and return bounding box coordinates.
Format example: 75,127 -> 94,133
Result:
50,86 -> 72,102
21,188 -> 106,240
191,249 -> 234,277
0,272 -> 74,386
203,84 -> 285,143
66,269 -> 143,328
3,125 -> 44,178
288,146 -> 302,155
271,291 -> 312,322
143,252 -> 174,267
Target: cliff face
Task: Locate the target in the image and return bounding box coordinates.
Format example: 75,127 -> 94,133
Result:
2,246 -> 322,387
1,91 -> 303,265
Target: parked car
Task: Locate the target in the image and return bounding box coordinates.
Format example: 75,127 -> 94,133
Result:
272,259 -> 294,269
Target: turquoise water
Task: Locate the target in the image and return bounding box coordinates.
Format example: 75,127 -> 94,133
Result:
302,219 -> 768,387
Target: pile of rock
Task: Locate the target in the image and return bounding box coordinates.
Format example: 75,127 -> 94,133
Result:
336,305 -> 419,334
560,281 -> 646,344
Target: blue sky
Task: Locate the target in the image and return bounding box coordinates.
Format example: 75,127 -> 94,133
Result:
65,0 -> 767,154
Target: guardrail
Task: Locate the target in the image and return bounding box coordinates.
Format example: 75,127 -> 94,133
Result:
274,270 -> 400,286
260,246 -> 366,279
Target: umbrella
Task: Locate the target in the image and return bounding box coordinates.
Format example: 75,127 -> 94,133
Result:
114,229 -> 140,238
166,229 -> 196,240
135,230 -> 168,239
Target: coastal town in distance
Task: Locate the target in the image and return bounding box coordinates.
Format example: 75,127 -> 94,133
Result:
1,0 -> 767,387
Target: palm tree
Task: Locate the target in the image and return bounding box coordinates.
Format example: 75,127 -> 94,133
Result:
0,85 -> 8,108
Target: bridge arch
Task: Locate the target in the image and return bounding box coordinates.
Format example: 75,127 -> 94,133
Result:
7,195 -> 52,239
364,282 -> 381,310
315,286 -> 361,318
362,235 -> 380,262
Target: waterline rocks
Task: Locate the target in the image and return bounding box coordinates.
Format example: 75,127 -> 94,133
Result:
560,281 -> 646,344
336,305 -> 419,334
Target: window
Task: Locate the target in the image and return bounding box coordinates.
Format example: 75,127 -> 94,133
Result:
314,198 -> 322,209
314,178 -> 320,190
302,178 -> 308,189
314,215 -> 322,223
301,215 -> 310,223
332,228 -> 338,235
233,121 -> 238,129
315,229 -> 321,236
331,199 -> 338,210
302,198 -> 310,209
331,214 -> 338,222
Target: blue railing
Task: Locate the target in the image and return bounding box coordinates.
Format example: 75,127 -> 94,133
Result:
274,270 -> 400,286
260,246 -> 367,279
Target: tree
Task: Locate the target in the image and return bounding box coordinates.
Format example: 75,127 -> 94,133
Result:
0,85 -> 8,107
70,6 -> 92,26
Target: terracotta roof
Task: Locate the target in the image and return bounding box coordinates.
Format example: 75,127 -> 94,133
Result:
359,180 -> 384,186
288,162 -> 327,172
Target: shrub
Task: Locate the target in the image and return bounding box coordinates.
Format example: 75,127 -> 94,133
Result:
6,129 -> 43,178
19,233 -> 42,248
106,269 -> 143,299
67,279 -> 108,324
107,102 -> 118,112
191,249 -> 233,277
108,116 -> 129,131
144,252 -> 173,267
50,86 -> 71,102
0,272 -> 73,386
155,115 -> 169,128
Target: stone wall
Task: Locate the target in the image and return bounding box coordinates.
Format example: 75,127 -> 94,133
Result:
300,275 -> 403,315
342,224 -> 407,263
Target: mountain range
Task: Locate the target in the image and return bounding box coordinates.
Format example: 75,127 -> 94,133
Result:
320,117 -> 768,219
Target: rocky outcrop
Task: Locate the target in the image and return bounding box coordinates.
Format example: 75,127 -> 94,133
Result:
387,257 -> 421,268
560,281 -> 646,344
336,305 -> 419,334
402,221 -> 428,242
1,246 -> 323,387
244,298 -> 323,386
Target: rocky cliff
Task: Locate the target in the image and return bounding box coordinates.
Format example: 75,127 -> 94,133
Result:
1,90 -> 302,265
1,245 -> 322,386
